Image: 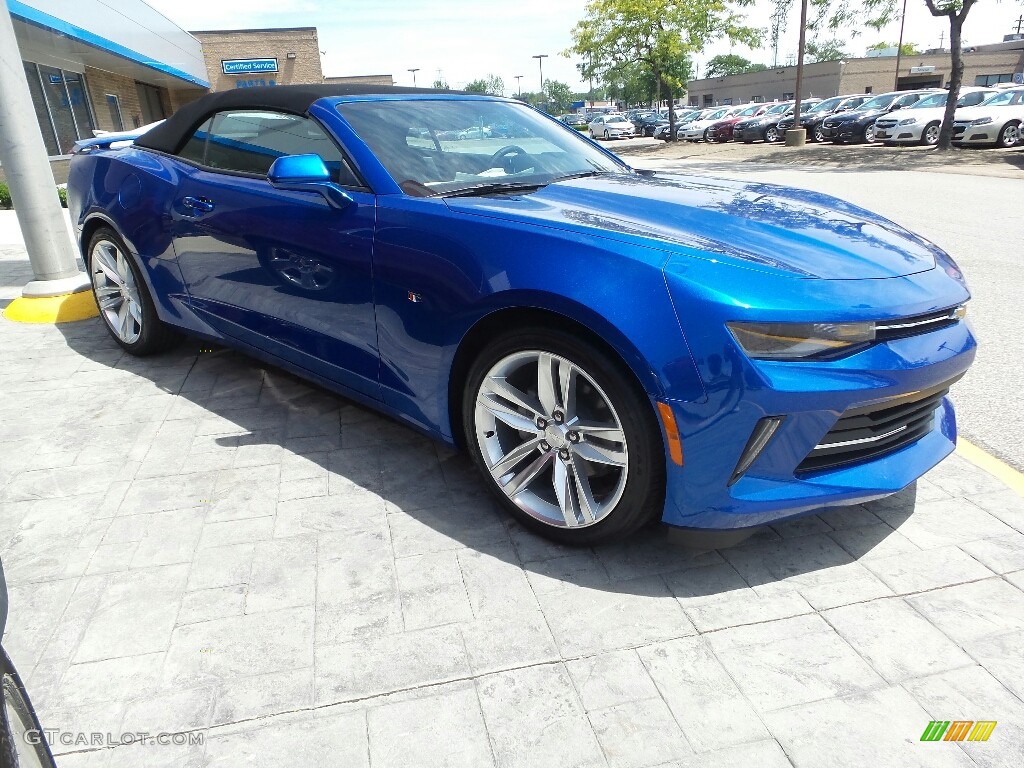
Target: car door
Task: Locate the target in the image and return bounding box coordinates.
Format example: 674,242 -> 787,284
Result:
168,109 -> 380,399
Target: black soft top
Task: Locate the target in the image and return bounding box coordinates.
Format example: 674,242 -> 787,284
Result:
135,84 -> 461,155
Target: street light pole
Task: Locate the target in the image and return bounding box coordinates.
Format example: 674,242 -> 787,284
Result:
532,54 -> 548,95
514,75 -> 523,97
894,0 -> 908,91
408,68 -> 420,87
0,1 -> 93,320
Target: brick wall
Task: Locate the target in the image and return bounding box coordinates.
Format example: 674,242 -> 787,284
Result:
686,62 -> 843,107
84,68 -> 145,131
192,28 -> 324,92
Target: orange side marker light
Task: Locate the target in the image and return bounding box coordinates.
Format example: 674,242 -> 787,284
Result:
657,402 -> 684,466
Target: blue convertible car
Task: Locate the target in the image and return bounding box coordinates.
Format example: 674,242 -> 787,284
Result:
67,85 -> 976,545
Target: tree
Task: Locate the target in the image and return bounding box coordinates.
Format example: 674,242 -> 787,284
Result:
867,40 -> 920,55
804,38 -> 849,62
568,0 -> 759,141
543,80 -> 575,113
923,0 -> 976,150
463,75 -> 505,96
432,77 -> 449,89
704,54 -> 768,77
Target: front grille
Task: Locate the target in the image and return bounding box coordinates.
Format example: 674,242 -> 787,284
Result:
875,306 -> 963,342
796,377 -> 960,474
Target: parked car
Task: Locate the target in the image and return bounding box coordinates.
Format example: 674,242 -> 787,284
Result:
457,126 -> 492,140
588,113 -> 636,139
626,109 -> 657,129
2,558 -> 59,768
733,101 -> 797,143
637,113 -> 668,137
951,87 -> 1024,148
70,120 -> 163,154
820,89 -> 941,144
677,105 -> 744,141
68,85 -> 976,545
559,114 -> 589,131
874,88 -> 996,146
777,95 -> 867,142
705,103 -> 771,143
654,109 -> 705,140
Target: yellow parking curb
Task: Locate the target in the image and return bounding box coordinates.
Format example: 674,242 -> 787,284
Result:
956,438 -> 1024,497
2,290 -> 98,323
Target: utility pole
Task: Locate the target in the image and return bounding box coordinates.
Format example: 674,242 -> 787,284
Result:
514,74 -> 523,97
785,0 -> 810,147
1013,15 -> 1024,35
894,0 -> 908,91
0,1 -> 93,321
408,68 -> 419,87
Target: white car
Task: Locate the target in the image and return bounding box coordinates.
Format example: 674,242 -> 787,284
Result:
588,114 -> 635,139
951,88 -> 1024,147
874,87 -> 996,145
677,105 -> 742,141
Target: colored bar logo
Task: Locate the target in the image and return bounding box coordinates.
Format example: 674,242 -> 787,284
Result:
921,721 -> 997,742
222,58 -> 279,75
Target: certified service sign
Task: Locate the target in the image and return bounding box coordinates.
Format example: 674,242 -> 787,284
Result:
222,58 -> 279,75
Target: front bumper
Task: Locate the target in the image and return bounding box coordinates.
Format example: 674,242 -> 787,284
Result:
875,120 -> 923,143
820,122 -> 861,142
734,125 -> 763,142
656,312 -> 976,531
952,123 -> 998,145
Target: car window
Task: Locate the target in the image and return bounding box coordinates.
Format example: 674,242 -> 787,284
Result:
176,110 -> 360,186
979,90 -> 1024,107
895,94 -> 922,107
913,93 -> 948,109
812,97 -> 844,112
337,98 -> 626,197
859,93 -> 898,111
955,91 -> 989,107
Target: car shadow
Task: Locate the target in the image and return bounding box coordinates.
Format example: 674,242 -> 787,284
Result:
53,319 -> 919,599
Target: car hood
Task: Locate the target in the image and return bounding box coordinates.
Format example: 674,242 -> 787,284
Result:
828,108 -> 887,123
878,107 -> 946,122
443,173 -> 938,280
954,105 -> 1021,120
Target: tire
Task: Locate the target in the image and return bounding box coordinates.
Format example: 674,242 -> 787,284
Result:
764,126 -> 780,143
996,121 -> 1020,148
812,124 -> 825,143
87,226 -> 180,355
603,130 -> 610,140
863,124 -> 876,144
703,128 -> 711,142
1,648 -> 58,768
462,327 -> 665,546
921,122 -> 941,146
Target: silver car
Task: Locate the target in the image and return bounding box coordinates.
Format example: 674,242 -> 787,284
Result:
874,87 -> 996,145
588,114 -> 636,140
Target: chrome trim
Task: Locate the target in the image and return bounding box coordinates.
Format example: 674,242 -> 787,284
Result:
816,424 -> 907,450
876,308 -> 960,332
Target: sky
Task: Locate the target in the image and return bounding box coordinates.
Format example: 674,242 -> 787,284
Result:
144,0 -> 1023,93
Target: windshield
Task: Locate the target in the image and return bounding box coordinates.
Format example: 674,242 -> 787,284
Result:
858,93 -> 898,111
809,97 -> 843,113
765,102 -> 791,116
737,104 -> 761,116
705,108 -> 730,120
913,93 -> 948,109
605,115 -> 629,124
979,89 -> 1024,107
337,99 -> 626,196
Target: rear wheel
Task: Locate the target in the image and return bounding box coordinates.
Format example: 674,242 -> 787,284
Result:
87,227 -> 180,355
996,121 -> 1020,148
921,122 -> 941,146
463,327 -> 664,545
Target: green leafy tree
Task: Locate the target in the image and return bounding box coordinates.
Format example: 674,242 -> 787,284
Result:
543,80 -> 575,112
432,77 -> 449,89
704,54 -> 769,77
568,0 -> 760,140
804,38 -> 849,62
867,40 -> 920,55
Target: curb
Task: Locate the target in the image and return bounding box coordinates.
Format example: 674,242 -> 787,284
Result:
2,290 -> 98,323
956,438 -> 1024,497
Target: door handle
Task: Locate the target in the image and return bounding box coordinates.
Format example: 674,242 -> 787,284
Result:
182,196 -> 215,213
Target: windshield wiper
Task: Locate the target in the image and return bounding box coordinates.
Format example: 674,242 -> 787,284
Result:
442,181 -> 548,198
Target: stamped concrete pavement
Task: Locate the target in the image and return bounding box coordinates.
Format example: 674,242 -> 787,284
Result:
1,214 -> 1023,768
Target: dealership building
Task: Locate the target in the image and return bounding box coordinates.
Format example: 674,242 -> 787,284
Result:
686,37 -> 1024,107
3,0 -> 392,181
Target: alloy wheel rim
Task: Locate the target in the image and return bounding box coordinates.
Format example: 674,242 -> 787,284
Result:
766,127 -> 778,142
925,125 -> 940,144
474,350 -> 628,529
91,240 -> 142,344
865,126 -> 875,142
1003,125 -> 1019,146
814,126 -> 824,142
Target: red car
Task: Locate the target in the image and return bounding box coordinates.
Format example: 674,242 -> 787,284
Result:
704,103 -> 771,143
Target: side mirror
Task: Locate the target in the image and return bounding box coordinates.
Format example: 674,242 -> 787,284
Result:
268,154 -> 353,210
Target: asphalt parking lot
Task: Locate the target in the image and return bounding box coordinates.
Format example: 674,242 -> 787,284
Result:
1,145 -> 1023,768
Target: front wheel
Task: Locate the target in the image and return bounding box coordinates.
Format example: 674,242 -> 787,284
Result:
603,130 -> 610,140
863,124 -> 876,143
996,121 -> 1020,148
87,227 -> 180,355
463,328 -> 665,545
812,124 -> 825,143
921,122 -> 941,146
764,126 -> 780,143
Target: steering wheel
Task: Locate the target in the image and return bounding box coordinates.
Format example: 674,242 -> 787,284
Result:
488,145 -> 530,173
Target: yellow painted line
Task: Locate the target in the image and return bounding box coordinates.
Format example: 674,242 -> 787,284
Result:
957,438 -> 1024,497
2,290 -> 98,324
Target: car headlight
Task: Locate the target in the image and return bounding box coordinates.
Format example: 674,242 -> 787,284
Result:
898,118 -> 917,125
971,117 -> 993,125
727,321 -> 876,360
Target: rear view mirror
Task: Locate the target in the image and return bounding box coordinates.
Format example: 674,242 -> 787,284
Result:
268,154 -> 353,210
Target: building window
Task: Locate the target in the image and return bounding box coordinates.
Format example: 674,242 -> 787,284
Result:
864,86 -> 873,94
105,95 -> 125,132
703,94 -> 713,106
721,98 -> 732,105
751,95 -> 763,103
22,62 -> 96,156
782,92 -> 794,100
974,73 -> 1013,86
